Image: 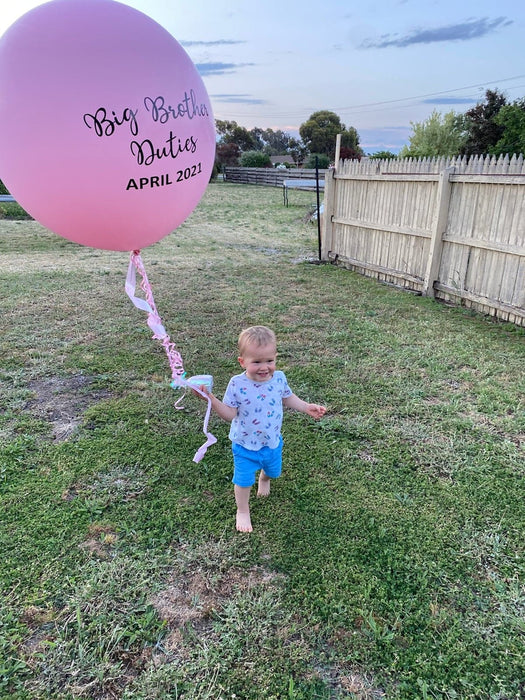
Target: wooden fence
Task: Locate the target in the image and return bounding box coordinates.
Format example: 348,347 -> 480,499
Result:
322,154 -> 525,327
224,167 -> 327,187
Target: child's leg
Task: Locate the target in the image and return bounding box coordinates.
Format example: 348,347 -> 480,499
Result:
257,438 -> 283,497
232,444 -> 256,532
257,470 -> 271,497
234,484 -> 253,532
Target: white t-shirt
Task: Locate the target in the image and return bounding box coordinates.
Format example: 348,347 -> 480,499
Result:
223,370 -> 292,450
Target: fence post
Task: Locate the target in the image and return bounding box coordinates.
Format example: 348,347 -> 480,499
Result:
321,167 -> 336,261
422,166 -> 454,297
334,133 -> 341,168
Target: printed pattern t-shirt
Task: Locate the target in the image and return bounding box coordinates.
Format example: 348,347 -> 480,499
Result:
223,370 -> 292,450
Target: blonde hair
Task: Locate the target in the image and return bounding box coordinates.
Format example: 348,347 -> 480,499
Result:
238,326 -> 276,355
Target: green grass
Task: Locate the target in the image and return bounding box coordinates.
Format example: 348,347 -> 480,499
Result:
0,201 -> 31,220
0,183 -> 524,699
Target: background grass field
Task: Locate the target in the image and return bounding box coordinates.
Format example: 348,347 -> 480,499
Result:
1,183 -> 524,699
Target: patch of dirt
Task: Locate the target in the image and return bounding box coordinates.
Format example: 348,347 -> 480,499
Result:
357,448 -> 378,464
151,564 -> 281,630
339,672 -> 386,698
79,524 -> 119,560
26,373 -> 112,441
322,631 -> 387,698
20,606 -> 58,655
150,559 -> 284,661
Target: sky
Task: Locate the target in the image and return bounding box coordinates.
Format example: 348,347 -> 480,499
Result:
2,0 -> 525,153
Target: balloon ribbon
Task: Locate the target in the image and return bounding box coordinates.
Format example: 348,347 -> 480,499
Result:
125,250 -> 216,463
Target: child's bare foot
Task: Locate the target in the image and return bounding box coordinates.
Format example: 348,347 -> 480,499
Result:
257,471 -> 271,497
236,510 -> 253,532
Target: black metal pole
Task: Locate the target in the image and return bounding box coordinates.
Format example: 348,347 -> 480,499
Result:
315,156 -> 321,261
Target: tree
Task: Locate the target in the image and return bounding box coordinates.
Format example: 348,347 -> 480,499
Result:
339,127 -> 361,157
491,99 -> 525,156
369,150 -> 398,160
461,89 -> 507,156
215,119 -> 257,151
287,137 -> 308,166
240,150 -> 272,167
261,128 -> 292,155
305,153 -> 331,169
249,127 -> 266,151
399,110 -> 467,157
299,111 -> 363,160
300,111 -> 341,156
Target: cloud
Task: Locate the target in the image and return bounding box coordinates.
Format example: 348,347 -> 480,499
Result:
196,62 -> 255,76
360,16 -> 513,49
181,40 -> 245,47
211,94 -> 268,105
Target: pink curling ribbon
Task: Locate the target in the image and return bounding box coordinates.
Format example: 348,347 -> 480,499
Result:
125,250 -> 216,463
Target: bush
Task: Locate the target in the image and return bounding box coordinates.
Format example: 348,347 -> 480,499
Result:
240,150 -> 272,168
0,179 -> 9,195
216,142 -> 241,168
339,146 -> 362,161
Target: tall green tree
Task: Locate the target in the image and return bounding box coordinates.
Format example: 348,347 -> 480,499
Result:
260,128 -> 292,155
215,120 -> 257,151
244,127 -> 294,154
287,137 -> 308,166
340,127 -> 361,156
299,111 -> 362,159
248,127 -> 266,151
399,110 -> 467,157
491,99 -> 525,156
461,89 -> 507,156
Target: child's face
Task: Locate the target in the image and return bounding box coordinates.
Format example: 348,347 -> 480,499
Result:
238,341 -> 277,382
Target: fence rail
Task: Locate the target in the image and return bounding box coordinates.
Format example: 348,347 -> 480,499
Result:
322,154 -> 525,327
224,167 -> 327,188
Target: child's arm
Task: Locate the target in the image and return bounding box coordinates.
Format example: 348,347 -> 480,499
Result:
283,394 -> 326,419
209,394 -> 238,422
193,387 -> 238,422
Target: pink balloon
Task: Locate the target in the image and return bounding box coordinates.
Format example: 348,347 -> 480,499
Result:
0,0 -> 216,251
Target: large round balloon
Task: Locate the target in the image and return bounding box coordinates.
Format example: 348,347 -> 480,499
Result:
0,0 -> 215,251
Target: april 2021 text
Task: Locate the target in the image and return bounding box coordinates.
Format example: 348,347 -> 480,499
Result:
126,162 -> 202,191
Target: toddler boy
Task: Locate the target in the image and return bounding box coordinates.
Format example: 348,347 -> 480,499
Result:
198,326 -> 326,532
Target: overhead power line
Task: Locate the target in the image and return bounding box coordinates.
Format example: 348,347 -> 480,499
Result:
212,74 -> 525,121
329,75 -> 525,113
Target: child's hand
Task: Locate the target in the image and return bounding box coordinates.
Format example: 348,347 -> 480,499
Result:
192,385 -> 211,399
307,404 -> 327,419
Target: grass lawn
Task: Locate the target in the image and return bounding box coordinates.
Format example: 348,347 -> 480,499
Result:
0,182 -> 524,699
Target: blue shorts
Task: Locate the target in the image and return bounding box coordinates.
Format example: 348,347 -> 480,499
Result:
232,437 -> 284,487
